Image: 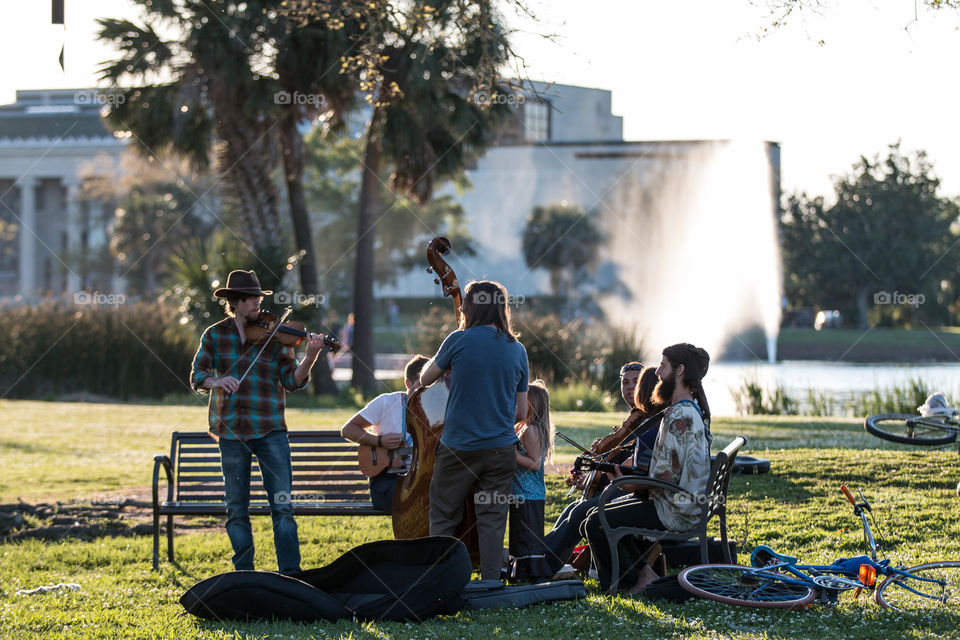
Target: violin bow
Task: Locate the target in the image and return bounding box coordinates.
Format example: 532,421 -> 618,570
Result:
555,431 -> 591,454
231,306 -> 294,396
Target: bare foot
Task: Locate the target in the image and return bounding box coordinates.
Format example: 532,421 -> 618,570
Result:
625,565 -> 660,595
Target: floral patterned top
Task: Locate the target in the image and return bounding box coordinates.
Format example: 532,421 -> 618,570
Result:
647,400 -> 710,531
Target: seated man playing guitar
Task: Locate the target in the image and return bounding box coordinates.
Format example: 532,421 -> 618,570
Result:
340,355 -> 429,513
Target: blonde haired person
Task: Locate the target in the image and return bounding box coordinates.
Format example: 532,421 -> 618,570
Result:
507,380 -> 554,582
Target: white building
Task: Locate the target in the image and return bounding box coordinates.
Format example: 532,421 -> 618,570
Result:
0,89 -> 126,299
378,81 -> 781,301
0,83 -> 780,316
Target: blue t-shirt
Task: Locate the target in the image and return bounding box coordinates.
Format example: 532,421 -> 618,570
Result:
434,326 -> 529,451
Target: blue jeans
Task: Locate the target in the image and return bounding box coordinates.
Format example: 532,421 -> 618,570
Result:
543,488 -> 629,575
218,430 -> 301,574
543,495 -> 602,575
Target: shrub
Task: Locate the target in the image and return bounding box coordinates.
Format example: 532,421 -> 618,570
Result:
0,299 -> 196,400
731,378 -> 799,415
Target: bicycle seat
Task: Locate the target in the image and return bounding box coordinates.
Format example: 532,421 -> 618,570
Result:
750,545 -> 798,568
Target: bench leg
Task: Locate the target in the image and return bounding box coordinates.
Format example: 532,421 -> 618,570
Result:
167,515 -> 175,563
607,532 -> 624,595
152,509 -> 160,571
719,511 -> 732,563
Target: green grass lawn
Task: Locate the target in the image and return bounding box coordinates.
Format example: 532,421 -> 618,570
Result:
2,401 -> 960,639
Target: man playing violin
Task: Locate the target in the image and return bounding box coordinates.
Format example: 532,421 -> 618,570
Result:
189,269 -> 327,575
584,343 -> 712,594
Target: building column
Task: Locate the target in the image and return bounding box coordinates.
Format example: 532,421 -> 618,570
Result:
64,178 -> 82,293
17,175 -> 37,299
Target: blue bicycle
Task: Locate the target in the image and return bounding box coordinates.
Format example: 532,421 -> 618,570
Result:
678,486 -> 960,611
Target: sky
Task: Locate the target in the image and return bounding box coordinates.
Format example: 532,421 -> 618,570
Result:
3,0 -> 960,197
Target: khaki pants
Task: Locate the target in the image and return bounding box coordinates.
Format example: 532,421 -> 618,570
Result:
429,443 -> 516,580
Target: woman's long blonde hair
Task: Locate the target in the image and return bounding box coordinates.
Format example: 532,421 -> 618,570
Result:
525,380 -> 553,462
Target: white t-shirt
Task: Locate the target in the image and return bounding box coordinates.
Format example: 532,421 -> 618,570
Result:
358,391 -> 410,440
358,392 -> 413,474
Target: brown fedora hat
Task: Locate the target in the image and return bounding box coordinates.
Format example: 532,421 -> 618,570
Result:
213,270 -> 273,298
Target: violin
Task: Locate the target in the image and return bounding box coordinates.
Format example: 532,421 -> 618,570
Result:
568,408 -> 665,499
245,311 -> 342,351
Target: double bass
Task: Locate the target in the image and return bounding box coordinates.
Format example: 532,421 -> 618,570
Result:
391,238 -> 479,555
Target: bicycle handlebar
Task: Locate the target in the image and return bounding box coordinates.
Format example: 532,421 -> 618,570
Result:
840,485 -> 857,505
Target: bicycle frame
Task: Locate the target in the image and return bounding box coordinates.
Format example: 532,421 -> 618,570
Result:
906,415 -> 960,433
681,486 -> 959,609
751,487 -> 944,602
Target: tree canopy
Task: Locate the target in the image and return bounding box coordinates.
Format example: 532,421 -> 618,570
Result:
780,143 -> 960,328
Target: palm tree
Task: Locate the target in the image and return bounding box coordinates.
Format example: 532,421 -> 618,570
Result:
98,1 -> 363,393
522,203 -> 604,302
98,1 -> 285,276
345,8 -> 516,393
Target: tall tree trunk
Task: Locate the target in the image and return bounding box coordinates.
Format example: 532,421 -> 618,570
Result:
856,285 -> 871,330
351,113 -> 381,395
280,117 -> 337,395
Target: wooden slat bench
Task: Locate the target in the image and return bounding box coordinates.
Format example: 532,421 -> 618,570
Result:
152,430 -> 386,570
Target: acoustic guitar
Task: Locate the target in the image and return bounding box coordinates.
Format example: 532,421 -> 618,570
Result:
357,444 -> 413,478
574,454 -> 648,478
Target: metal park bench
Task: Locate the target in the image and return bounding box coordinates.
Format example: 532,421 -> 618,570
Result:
152,430 -> 385,570
595,435 -> 747,593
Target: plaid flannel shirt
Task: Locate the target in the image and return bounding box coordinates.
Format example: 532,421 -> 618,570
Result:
190,317 -> 308,440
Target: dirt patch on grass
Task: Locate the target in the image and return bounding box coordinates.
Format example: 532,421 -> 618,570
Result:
0,492 -> 219,542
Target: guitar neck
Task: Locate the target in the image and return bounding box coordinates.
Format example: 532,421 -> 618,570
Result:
589,461 -> 647,476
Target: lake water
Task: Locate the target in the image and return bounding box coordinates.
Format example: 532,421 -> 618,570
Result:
706,361 -> 960,416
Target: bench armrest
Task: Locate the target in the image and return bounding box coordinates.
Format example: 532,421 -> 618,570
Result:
595,476 -> 697,533
153,455 -> 174,509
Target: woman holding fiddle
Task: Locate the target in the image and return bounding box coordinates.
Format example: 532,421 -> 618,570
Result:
543,363 -> 665,579
189,269 -> 328,575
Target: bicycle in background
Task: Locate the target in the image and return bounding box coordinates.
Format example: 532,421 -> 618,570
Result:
865,392 -> 960,449
678,486 -> 960,611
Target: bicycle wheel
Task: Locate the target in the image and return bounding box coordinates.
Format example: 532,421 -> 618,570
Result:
875,561 -> 960,611
679,564 -> 816,609
864,413 -> 957,445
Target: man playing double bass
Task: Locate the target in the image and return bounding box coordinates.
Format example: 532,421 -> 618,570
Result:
189,269 -> 327,575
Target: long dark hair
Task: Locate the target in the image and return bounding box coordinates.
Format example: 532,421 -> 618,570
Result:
634,366 -> 667,419
459,280 -> 518,341
662,343 -> 711,426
